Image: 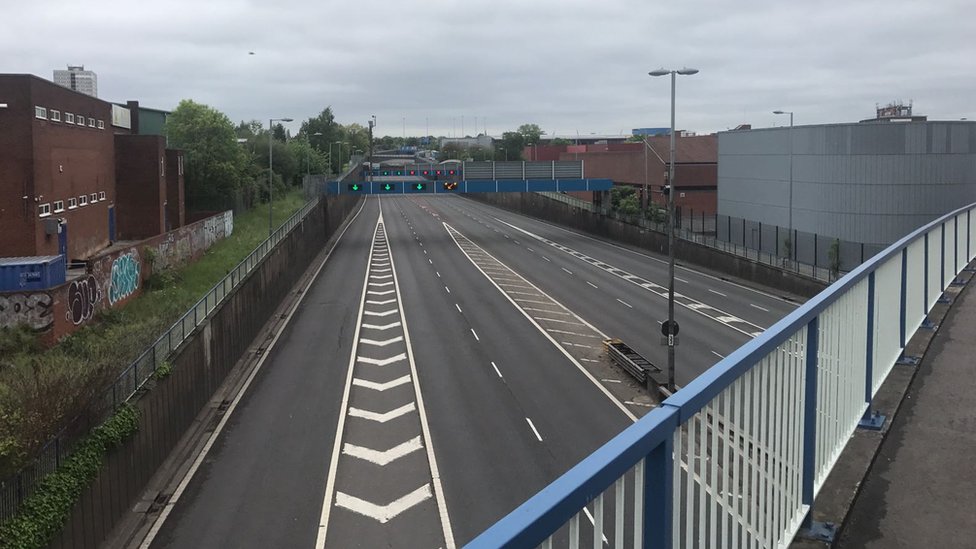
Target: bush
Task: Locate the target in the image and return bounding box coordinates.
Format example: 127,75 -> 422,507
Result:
0,405 -> 139,549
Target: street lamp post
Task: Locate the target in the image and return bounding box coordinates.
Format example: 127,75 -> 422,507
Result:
269,117 -> 293,236
334,141 -> 345,173
773,110 -> 794,260
307,131 -> 323,183
368,115 -> 377,188
649,67 -> 698,393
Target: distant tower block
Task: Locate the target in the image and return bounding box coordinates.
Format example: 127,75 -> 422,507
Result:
53,65 -> 98,97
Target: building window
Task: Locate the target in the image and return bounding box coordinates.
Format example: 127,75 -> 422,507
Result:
99,191 -> 106,200
76,114 -> 85,126
79,195 -> 88,206
68,197 -> 77,209
65,113 -> 75,124
51,110 -> 61,122
53,200 -> 64,213
35,106 -> 47,119
88,117 -> 95,128
90,193 -> 98,202
39,203 -> 51,217
97,120 -> 104,129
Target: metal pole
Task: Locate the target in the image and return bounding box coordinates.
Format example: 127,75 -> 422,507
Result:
667,71 -> 677,393
788,112 -> 794,260
268,118 -> 273,236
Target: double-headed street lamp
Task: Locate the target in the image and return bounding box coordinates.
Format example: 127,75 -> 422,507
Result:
307,131 -> 323,181
773,110 -> 794,260
269,117 -> 293,235
649,66 -> 698,393
332,141 -> 345,174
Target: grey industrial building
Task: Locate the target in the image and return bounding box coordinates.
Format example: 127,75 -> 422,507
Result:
717,118 -> 976,270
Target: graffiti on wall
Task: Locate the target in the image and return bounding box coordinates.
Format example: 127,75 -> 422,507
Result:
0,293 -> 54,330
66,275 -> 102,325
108,252 -> 140,304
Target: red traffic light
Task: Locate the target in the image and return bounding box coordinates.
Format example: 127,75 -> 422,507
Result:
448,170 -> 456,175
422,170 -> 429,175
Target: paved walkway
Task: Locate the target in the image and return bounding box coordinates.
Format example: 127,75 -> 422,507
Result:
838,281 -> 976,547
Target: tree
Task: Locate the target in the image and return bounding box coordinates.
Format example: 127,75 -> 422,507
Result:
551,137 -> 572,146
517,123 -> 544,145
496,131 -> 526,161
166,99 -> 251,204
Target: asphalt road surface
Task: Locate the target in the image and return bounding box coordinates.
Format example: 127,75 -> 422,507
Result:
143,195 -> 798,548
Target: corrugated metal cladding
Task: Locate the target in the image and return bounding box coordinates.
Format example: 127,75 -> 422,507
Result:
718,121 -> 976,245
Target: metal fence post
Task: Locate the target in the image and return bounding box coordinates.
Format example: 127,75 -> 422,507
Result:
859,272 -> 885,429
801,316 -> 820,529
900,248 -> 908,348
644,437 -> 674,549
941,223 -> 946,290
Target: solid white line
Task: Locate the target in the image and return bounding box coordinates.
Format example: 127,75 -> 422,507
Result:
562,267 -> 573,275
712,350 -> 726,359
616,298 -> 633,308
139,197 -> 370,549
315,207 -> 382,548
456,303 -> 463,313
750,303 -> 770,312
471,328 -> 480,341
387,219 -> 456,549
525,417 -> 543,442
491,361 -> 503,378
708,289 -> 727,297
586,281 -> 598,289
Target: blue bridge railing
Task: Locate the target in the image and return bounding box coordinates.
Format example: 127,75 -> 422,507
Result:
468,203 -> 976,548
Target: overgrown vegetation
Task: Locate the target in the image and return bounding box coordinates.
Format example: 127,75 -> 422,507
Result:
0,191 -> 306,478
0,404 -> 138,549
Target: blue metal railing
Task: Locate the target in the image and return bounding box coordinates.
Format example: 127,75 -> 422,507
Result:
469,203 -> 975,548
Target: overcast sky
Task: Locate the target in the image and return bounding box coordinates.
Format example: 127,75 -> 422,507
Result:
4,0 -> 973,137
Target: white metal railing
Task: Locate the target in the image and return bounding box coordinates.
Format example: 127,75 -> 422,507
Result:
468,203 -> 976,548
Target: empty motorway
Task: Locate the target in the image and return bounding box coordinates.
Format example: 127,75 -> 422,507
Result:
140,195 -> 799,548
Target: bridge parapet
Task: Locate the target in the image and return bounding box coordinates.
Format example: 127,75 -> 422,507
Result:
468,203 -> 976,548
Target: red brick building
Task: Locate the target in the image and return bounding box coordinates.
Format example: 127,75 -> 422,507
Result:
0,74 -> 185,263
523,135 -> 719,215
0,75 -> 117,261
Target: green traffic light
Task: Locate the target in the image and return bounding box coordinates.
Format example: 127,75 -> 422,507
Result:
415,184 -> 424,190
352,184 -> 360,191
384,184 -> 392,191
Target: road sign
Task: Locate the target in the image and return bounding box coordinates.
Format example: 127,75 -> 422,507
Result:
443,181 -> 458,191
661,320 -> 679,337
413,183 -> 427,191
381,183 -> 396,192
348,183 -> 362,191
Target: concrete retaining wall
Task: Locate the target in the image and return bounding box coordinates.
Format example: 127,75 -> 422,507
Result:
468,192 -> 826,298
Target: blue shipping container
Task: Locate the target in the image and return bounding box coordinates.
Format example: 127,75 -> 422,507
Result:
0,256 -> 67,292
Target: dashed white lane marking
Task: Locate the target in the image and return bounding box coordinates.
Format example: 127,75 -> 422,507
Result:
675,276 -> 689,283
445,286 -> 451,293
711,351 -> 726,359
542,256 -> 551,262
708,289 -> 727,297
353,375 -> 412,392
601,378 -> 622,383
342,436 -> 423,466
750,303 -> 770,312
580,358 -> 600,363
624,401 -> 655,408
527,247 -> 535,252
561,267 -> 573,275
428,258 -> 433,264
525,418 -> 543,442
491,361 -> 503,378
617,298 -> 633,308
586,281 -> 598,289
436,271 -> 441,277
335,484 -> 432,524
471,328 -> 480,341
455,304 -> 463,313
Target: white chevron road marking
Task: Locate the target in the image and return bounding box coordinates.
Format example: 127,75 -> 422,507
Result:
348,402 -> 415,423
372,268 -> 391,273
342,436 -> 423,465
334,484 -> 432,523
369,281 -> 394,287
359,336 -> 404,347
366,299 -> 397,305
361,322 -> 401,330
357,352 -> 407,366
367,290 -> 395,296
370,274 -> 393,280
352,374 -> 412,392
363,308 -> 398,317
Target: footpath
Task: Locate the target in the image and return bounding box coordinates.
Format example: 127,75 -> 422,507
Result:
835,276 -> 976,547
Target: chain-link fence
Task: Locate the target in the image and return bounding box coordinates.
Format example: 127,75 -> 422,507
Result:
0,197 -> 321,524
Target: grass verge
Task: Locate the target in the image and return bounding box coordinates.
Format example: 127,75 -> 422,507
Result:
0,190 -> 308,477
